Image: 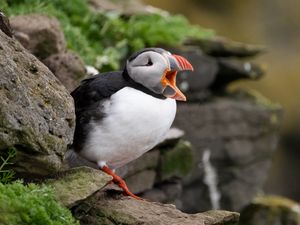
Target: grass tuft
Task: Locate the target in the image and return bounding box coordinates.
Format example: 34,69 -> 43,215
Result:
1,0 -> 214,71
0,181 -> 79,225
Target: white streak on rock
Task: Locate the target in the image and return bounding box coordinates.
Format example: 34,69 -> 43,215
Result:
202,149 -> 221,210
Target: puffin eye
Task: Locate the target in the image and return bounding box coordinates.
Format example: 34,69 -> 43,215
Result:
145,58 -> 153,66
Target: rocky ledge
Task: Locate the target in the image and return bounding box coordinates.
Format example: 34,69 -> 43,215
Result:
49,167 -> 240,225
73,192 -> 239,225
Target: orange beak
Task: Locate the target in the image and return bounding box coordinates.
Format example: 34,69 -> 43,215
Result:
161,54 -> 193,101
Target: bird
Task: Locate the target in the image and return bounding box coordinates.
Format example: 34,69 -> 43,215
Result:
69,48 -> 193,200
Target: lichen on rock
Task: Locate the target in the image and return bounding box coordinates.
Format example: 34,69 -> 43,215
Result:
239,195 -> 300,225
0,30 -> 75,177
159,140 -> 194,181
46,166 -> 112,207
72,190 -> 239,225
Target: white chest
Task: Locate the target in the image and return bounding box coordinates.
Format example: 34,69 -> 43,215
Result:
81,87 -> 176,169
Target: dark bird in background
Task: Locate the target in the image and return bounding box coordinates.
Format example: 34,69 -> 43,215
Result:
69,48 -> 193,199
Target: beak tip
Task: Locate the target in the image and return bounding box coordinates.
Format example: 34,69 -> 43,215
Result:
172,94 -> 187,101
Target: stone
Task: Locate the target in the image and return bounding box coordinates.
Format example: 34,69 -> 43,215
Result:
0,30 -> 75,177
174,90 -> 282,212
142,179 -> 183,207
239,195 -> 300,225
10,14 -> 66,60
156,127 -> 185,148
0,12 -> 12,37
117,150 -> 160,178
185,36 -> 265,58
159,140 -> 194,181
219,160 -> 272,211
64,149 -> 99,170
170,47 -> 265,99
169,47 -> 218,98
43,51 -> 87,91
72,190 -> 240,225
159,180 -> 183,202
47,166 -> 112,207
88,0 -> 166,15
125,170 -> 156,194
211,59 -> 265,90
181,180 -> 212,213
141,188 -> 167,203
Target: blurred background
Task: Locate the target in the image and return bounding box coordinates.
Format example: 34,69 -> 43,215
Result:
1,0 -> 300,223
144,0 -> 300,201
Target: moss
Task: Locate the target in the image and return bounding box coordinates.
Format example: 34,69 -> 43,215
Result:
254,195 -> 300,211
159,140 -> 194,180
46,167 -> 111,206
240,195 -> 300,225
1,0 -> 214,71
0,181 -> 79,225
230,89 -> 281,110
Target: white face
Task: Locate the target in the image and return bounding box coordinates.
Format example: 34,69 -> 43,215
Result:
126,51 -> 172,94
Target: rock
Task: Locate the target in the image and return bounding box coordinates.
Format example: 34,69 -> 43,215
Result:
170,47 -> 218,97
0,12 -> 13,37
72,190 -> 240,225
185,36 -> 266,58
174,90 -> 282,212
46,166 -> 112,207
211,59 -> 265,90
64,149 -> 99,170
157,127 -> 185,148
125,170 -> 156,194
43,51 -> 86,91
239,196 -> 300,225
0,30 -> 75,177
117,149 -> 160,178
159,180 -> 183,202
142,179 -> 183,206
170,47 -> 265,100
219,160 -> 273,211
10,14 -> 66,60
180,180 -> 212,213
159,140 -> 194,181
141,188 -> 167,203
88,0 -> 166,15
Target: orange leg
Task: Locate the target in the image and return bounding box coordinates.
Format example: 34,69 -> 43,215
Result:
101,165 -> 142,200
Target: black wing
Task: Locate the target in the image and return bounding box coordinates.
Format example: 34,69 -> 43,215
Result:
71,71 -> 127,152
71,71 -> 126,110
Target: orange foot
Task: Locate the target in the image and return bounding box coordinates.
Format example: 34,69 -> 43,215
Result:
101,165 -> 142,200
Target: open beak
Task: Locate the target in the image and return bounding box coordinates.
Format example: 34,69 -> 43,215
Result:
161,54 -> 193,101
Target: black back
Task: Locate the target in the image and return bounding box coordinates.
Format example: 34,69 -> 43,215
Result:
71,70 -> 166,152
71,71 -> 126,110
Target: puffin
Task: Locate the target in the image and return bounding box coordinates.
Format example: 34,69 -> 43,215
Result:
70,48 -> 193,199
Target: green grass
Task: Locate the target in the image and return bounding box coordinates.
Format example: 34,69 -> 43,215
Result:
0,0 -> 214,71
0,181 -> 79,225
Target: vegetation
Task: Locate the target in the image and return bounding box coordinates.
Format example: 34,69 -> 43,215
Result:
0,147 -> 16,183
160,140 -> 193,180
0,181 -> 79,225
0,0 -> 214,71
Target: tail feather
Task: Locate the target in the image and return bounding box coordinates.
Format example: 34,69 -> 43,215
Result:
64,149 -> 98,169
